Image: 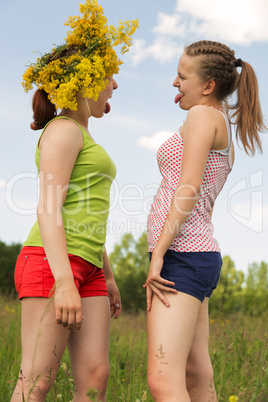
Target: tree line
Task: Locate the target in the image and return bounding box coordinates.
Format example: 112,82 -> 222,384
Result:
1,235 -> 267,316
110,233 -> 268,317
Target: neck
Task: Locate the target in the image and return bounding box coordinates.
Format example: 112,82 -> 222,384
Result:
59,91 -> 92,128
201,97 -> 223,110
59,107 -> 90,129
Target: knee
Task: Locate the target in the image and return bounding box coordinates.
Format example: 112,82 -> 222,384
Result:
91,362 -> 110,389
147,371 -> 174,400
148,375 -> 163,400
147,372 -> 159,399
14,369 -> 56,400
186,360 -> 214,389
75,361 -> 110,393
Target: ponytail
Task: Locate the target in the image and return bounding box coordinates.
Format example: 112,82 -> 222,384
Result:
31,89 -> 57,130
185,41 -> 266,156
230,61 -> 266,155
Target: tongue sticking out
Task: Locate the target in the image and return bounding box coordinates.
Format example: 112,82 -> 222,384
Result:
174,93 -> 183,104
105,102 -> 111,114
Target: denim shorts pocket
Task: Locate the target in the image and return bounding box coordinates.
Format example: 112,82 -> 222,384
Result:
190,253 -> 222,288
14,253 -> 29,292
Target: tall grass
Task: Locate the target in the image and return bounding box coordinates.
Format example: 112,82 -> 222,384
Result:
1,294 -> 267,401
210,311 -> 268,401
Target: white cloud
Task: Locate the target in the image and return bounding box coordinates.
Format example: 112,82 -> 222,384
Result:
130,37 -> 180,65
153,12 -> 186,37
131,0 -> 268,65
176,0 -> 268,44
137,130 -> 174,151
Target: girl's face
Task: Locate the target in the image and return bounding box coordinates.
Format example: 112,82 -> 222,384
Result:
173,53 -> 208,110
88,76 -> 118,118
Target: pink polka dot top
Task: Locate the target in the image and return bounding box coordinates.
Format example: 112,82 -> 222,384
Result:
147,111 -> 233,253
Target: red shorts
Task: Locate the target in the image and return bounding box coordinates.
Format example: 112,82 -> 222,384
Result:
14,246 -> 108,299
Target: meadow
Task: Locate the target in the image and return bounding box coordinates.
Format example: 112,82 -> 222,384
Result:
0,294 -> 267,401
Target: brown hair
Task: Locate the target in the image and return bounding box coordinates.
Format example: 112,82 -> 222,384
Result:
31,89 -> 57,130
185,40 -> 266,155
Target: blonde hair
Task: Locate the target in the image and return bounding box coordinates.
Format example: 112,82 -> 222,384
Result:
185,40 -> 266,155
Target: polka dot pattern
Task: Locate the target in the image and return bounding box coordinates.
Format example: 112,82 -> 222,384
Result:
147,126 -> 232,252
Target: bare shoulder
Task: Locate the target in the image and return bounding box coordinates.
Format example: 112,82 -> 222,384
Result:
39,118 -> 83,152
184,105 -> 225,141
184,105 -> 218,136
186,105 -> 219,122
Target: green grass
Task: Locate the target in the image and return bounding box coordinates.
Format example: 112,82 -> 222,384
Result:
1,295 -> 267,401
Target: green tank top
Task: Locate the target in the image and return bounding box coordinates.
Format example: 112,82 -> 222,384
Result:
24,116 -> 116,268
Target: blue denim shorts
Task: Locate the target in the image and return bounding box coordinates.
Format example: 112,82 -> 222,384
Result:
149,250 -> 222,302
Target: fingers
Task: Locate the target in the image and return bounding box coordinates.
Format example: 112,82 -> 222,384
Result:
147,277 -> 177,294
110,298 -> 121,319
146,285 -> 153,311
74,309 -> 83,331
145,276 -> 177,310
148,282 -> 171,308
61,309 -> 69,328
55,306 -> 83,331
113,302 -> 121,319
54,285 -> 83,331
107,281 -> 122,319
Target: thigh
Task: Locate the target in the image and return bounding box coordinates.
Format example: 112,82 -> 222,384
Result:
187,297 -> 210,365
186,298 -> 216,398
147,291 -> 201,384
20,297 -> 70,380
67,296 -> 110,378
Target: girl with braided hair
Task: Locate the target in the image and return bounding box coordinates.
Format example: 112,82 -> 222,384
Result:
145,40 -> 266,401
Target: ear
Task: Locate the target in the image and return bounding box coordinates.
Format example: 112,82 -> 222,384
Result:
203,79 -> 216,95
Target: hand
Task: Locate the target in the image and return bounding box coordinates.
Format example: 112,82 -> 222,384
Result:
54,280 -> 83,330
106,279 -> 121,319
144,254 -> 177,311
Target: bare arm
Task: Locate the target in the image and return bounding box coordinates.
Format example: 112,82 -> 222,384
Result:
146,106 -> 218,309
37,119 -> 83,329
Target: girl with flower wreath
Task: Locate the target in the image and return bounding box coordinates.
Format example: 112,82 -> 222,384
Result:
11,1 -> 138,401
145,40 -> 266,401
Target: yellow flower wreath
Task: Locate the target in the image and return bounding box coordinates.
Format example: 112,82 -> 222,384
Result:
22,0 -> 139,110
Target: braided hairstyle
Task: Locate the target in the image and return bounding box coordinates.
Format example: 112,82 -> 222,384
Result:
185,40 -> 266,155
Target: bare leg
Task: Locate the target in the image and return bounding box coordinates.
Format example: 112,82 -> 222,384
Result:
11,297 -> 70,401
68,296 -> 110,402
147,291 -> 201,402
186,297 -> 217,401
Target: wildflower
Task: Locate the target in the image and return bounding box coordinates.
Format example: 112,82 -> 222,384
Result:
5,304 -> 15,313
21,0 -> 139,110
228,396 -> 238,402
136,391 -> 147,401
60,362 -> 67,371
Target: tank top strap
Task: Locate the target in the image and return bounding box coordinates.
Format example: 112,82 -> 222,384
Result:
37,116 -> 90,148
212,108 -> 232,156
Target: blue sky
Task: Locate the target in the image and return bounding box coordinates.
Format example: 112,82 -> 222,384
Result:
0,0 -> 267,274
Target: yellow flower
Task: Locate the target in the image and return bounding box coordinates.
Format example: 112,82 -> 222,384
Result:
21,0 -> 139,110
5,304 -> 15,313
228,396 -> 238,402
